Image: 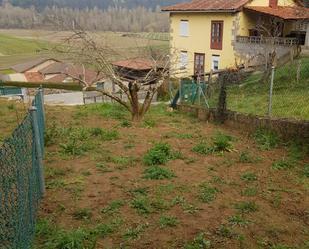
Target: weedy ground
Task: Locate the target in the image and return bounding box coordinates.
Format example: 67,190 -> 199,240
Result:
1,101 -> 309,248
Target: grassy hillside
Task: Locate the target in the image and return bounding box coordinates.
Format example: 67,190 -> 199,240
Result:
227,57 -> 309,120
0,33 -> 50,55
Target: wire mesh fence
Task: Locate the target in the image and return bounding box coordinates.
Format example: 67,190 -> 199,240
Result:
177,57 -> 309,121
225,58 -> 309,120
0,89 -> 45,249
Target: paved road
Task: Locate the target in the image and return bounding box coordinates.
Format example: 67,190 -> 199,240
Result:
44,92 -> 84,106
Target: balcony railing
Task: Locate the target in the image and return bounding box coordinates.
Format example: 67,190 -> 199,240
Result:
236,36 -> 299,46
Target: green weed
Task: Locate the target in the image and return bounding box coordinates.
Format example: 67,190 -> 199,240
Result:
228,215 -> 251,227
96,163 -> 113,173
120,120 -> 132,127
234,201 -> 258,213
241,172 -> 258,182
123,224 -> 148,241
143,119 -> 156,128
217,225 -> 234,238
272,159 -> 294,170
212,132 -> 233,152
254,128 -> 279,150
101,200 -> 125,214
72,208 -> 92,220
304,164 -> 309,177
192,142 -> 211,155
241,187 -> 258,197
143,142 -> 173,166
184,233 -> 211,249
130,196 -> 152,215
239,151 -> 258,163
143,166 -> 175,180
198,183 -> 218,203
159,215 -> 179,228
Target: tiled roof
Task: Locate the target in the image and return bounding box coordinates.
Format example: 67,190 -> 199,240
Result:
162,0 -> 250,12
39,62 -> 68,74
112,58 -> 156,70
47,65 -> 103,85
24,72 -> 44,82
11,58 -> 59,73
245,6 -> 309,20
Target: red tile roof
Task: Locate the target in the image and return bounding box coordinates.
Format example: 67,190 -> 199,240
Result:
24,72 -> 44,82
112,58 -> 156,71
245,6 -> 309,20
162,0 -> 250,12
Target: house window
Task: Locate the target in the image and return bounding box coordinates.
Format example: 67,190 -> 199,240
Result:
211,21 -> 224,50
179,51 -> 188,69
211,55 -> 220,71
180,20 -> 189,37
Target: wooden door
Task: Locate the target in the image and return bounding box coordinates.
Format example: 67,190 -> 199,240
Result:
194,53 -> 205,80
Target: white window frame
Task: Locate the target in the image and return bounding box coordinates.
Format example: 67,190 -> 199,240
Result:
211,55 -> 220,71
179,51 -> 188,69
180,20 -> 189,37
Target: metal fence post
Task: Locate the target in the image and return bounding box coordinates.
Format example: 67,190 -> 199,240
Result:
179,79 -> 182,103
39,86 -> 45,122
30,106 -> 45,196
268,66 -> 275,117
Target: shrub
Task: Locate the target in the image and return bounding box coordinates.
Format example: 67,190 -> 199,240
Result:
143,166 -> 175,180
254,128 -> 279,150
143,142 -> 172,166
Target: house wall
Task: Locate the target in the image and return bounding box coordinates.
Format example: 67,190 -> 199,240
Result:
27,60 -> 57,73
246,0 -> 296,6
170,12 -> 236,77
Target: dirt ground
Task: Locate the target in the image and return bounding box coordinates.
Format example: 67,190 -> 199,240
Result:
33,103 -> 309,249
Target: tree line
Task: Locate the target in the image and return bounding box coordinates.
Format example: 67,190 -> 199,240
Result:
2,0 -> 182,10
0,2 -> 170,32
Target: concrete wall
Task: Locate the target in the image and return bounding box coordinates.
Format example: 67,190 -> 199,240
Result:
178,104 -> 309,143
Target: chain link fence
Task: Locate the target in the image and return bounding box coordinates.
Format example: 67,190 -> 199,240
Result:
177,57 -> 309,121
225,58 -> 309,120
0,89 -> 45,249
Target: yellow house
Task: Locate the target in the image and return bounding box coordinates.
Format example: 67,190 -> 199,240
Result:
162,0 -> 309,78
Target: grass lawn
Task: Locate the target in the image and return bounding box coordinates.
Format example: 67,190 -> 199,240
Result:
226,57 -> 309,120
0,33 -> 50,56
13,103 -> 307,248
0,98 -> 28,144
0,30 -> 169,69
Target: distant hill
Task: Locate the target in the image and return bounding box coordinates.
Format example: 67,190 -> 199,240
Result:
5,0 -> 184,10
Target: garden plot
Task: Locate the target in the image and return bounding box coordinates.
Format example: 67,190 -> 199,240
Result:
33,103 -> 309,249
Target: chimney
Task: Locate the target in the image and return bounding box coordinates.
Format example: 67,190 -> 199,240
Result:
269,0 -> 278,7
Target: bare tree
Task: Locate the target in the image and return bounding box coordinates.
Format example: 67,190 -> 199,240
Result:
56,29 -> 172,122
254,16 -> 304,82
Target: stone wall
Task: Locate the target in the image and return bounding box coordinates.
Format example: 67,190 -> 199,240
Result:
178,104 -> 309,143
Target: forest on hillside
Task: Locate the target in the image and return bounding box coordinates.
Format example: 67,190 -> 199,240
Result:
0,1 -> 178,32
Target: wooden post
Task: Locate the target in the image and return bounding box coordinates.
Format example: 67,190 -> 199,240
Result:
268,66 -> 275,117
30,106 -> 45,196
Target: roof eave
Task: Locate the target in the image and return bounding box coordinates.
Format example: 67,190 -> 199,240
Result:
162,9 -> 240,13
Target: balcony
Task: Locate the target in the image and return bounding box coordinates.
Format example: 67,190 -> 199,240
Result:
236,36 -> 299,46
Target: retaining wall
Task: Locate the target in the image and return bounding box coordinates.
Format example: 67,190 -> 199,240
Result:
177,104 -> 309,143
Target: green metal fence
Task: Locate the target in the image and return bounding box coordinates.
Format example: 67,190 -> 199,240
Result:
0,89 -> 45,249
179,79 -> 209,107
0,86 -> 22,96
